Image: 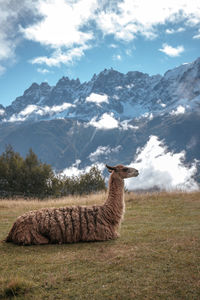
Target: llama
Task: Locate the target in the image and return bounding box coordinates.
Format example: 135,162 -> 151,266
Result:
5,164 -> 139,245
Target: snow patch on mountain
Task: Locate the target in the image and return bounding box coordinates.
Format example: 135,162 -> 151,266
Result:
1,57 -> 200,125
89,145 -> 121,162
125,136 -> 199,191
86,93 -> 109,106
170,105 -> 186,115
0,109 -> 5,116
88,113 -> 140,130
126,83 -> 135,89
115,86 -> 123,90
89,113 -> 118,129
157,99 -> 166,108
120,120 -> 139,130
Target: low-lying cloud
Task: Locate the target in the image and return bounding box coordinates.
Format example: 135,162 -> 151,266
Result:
126,135 -> 199,191
88,113 -> 140,131
62,160 -> 105,177
89,113 -> 118,129
5,103 -> 74,122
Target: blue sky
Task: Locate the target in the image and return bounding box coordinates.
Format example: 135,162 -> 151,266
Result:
0,0 -> 200,107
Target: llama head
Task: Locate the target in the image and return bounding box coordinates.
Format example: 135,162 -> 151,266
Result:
106,164 -> 139,179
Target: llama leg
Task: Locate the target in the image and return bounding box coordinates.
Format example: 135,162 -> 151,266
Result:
29,230 -> 49,245
7,225 -> 49,245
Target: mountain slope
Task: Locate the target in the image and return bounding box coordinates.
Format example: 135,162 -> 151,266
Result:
0,58 -> 200,189
1,57 -> 200,124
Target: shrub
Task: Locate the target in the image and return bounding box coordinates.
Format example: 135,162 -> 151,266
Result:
0,146 -> 106,198
61,166 -> 106,196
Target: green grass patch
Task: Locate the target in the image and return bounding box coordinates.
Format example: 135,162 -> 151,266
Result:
0,192 -> 200,299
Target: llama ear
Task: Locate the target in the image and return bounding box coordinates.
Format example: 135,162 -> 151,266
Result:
106,164 -> 116,173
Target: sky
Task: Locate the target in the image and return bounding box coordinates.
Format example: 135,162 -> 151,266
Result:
1,0 -> 200,107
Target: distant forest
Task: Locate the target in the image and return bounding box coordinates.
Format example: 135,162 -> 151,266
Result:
0,146 -> 106,198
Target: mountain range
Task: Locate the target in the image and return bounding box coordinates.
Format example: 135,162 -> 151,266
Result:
0,57 -> 200,189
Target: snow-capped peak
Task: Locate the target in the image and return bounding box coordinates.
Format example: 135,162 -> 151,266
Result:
2,57 -> 200,124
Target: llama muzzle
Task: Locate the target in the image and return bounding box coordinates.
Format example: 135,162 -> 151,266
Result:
130,168 -> 139,177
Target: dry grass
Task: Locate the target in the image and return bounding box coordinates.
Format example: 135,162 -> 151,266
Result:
0,191 -> 200,299
0,192 -> 106,209
0,276 -> 34,299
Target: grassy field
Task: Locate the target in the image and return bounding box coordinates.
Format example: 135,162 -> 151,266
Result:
0,192 -> 200,300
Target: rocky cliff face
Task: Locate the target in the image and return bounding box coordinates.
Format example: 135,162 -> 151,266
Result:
1,57 -> 200,124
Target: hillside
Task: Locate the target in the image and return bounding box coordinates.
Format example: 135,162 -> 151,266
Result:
0,192 -> 200,299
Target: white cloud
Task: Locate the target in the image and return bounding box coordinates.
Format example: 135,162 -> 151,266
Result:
89,113 -> 119,130
6,103 -> 75,122
20,105 -> 38,117
21,0 -> 96,48
0,35 -> 15,62
21,0 -> 96,67
31,45 -> 90,67
7,105 -> 38,122
0,0 -> 39,73
62,160 -> 105,177
62,159 -> 82,177
86,93 -> 109,106
193,29 -> 200,39
88,113 -> 136,131
1,0 -> 200,72
166,27 -> 185,34
113,54 -> 122,61
170,105 -> 186,115
125,135 -> 199,192
89,145 -> 121,162
96,0 -> 200,42
159,43 -> 184,57
37,68 -> 50,74
120,120 -> 139,130
50,103 -> 74,113
109,44 -> 117,48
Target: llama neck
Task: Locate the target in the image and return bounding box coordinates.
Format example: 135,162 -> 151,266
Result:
103,173 -> 125,225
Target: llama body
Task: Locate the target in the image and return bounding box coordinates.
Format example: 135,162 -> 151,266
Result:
6,164 -> 139,245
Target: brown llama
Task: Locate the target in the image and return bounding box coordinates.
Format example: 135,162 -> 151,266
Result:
5,164 -> 139,245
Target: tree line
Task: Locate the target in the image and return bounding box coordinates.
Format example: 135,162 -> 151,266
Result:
0,146 -> 106,198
